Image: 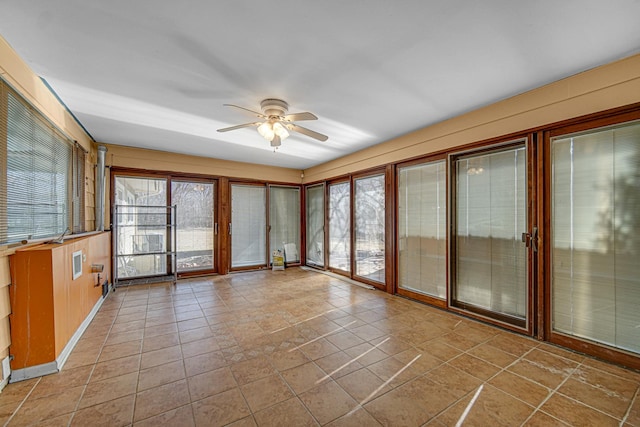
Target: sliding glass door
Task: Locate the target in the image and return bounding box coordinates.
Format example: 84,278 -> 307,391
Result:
328,181 -> 350,273
452,142 -> 528,327
171,180 -> 216,274
398,160 -> 446,303
551,121 -> 640,354
354,174 -> 385,284
306,184 -> 325,267
231,184 -> 266,269
269,186 -> 301,264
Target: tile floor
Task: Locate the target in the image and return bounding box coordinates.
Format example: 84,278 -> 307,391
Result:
1,267 -> 639,426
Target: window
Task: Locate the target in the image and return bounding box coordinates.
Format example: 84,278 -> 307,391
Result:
0,82 -> 83,245
398,160 -> 446,299
231,184 -> 266,268
552,120 -> 640,354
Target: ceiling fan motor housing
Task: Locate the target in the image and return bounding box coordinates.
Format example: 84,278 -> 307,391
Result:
260,98 -> 288,118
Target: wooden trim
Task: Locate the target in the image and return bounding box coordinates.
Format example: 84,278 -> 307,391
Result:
396,288 -> 447,309
384,164 -> 395,294
549,332 -> 640,371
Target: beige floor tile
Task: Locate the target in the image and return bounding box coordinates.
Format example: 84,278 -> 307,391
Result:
315,351 -> 364,380
144,322 -> 179,338
436,384 -> 534,427
138,359 -> 186,391
133,404 -> 195,427
134,379 -> 191,422
364,383 -> 433,426
522,411 -> 571,426
325,406 -> 382,427
184,350 -> 227,377
29,365 -> 92,399
230,355 -> 276,385
267,348 -> 310,372
508,348 -> 579,389
448,353 -> 501,381
78,371 -> 138,409
104,328 -> 145,346
181,336 -> 220,358
253,397 -> 318,426
142,331 -> 180,353
336,367 -> 393,404
178,326 -> 214,344
188,366 -> 237,401
90,354 -> 141,383
240,374 -> 294,412
98,339 -> 143,363
342,342 -> 389,366
488,370 -> 550,407
541,393 -> 619,427
281,362 -> 330,394
299,381 -> 358,425
70,394 -> 135,426
467,342 -> 518,367
191,387 -> 251,426
140,344 -> 183,370
424,363 -> 483,399
8,384 -> 84,425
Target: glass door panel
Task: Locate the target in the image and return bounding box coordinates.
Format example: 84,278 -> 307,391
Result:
231,184 -> 266,268
114,176 -> 168,279
269,186 -> 300,264
171,180 -> 215,273
306,184 -> 325,267
453,145 -> 528,325
552,121 -> 640,354
354,174 -> 385,283
329,182 -> 351,273
398,160 -> 446,299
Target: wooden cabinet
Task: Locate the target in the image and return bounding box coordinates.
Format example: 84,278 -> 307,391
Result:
9,232 -> 110,381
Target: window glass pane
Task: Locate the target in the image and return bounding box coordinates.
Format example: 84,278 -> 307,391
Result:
306,184 -> 324,267
355,174 -> 385,283
329,182 -> 350,272
114,177 -> 168,278
172,181 -> 215,272
398,161 -> 446,298
552,121 -> 640,354
454,147 -> 527,320
231,184 -> 266,267
270,186 -> 300,263
3,91 -> 71,243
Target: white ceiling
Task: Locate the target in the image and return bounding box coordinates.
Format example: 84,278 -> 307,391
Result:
1,1 -> 639,169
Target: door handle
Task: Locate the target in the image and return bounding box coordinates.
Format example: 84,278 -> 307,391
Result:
521,226 -> 538,252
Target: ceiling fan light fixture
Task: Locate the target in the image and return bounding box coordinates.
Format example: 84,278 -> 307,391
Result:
257,121 -> 275,141
272,121 -> 289,140
270,134 -> 281,147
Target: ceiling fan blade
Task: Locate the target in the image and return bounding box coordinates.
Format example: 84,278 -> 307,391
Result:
287,124 -> 328,142
223,104 -> 266,118
283,112 -> 318,121
217,122 -> 261,132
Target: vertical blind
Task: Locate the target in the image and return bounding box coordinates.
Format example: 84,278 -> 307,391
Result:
231,184 -> 266,267
306,184 -> 325,266
1,85 -> 73,244
552,121 -> 640,354
454,147 -> 527,320
269,186 -> 300,263
354,174 -> 385,283
398,160 -> 446,298
329,182 -> 351,272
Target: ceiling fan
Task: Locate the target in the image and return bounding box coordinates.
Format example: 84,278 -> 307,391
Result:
217,98 -> 328,148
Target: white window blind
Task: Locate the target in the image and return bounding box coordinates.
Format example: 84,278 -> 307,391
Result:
1,86 -> 72,244
552,121 -> 640,354
231,184 -> 266,268
398,160 -> 446,298
454,147 -> 527,320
